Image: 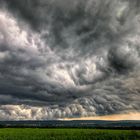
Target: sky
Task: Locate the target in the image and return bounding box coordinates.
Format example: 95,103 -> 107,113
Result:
0,0 -> 140,120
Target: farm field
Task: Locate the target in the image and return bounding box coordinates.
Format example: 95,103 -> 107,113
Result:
0,128 -> 140,140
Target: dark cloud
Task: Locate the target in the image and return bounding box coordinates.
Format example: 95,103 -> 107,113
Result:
0,0 -> 140,120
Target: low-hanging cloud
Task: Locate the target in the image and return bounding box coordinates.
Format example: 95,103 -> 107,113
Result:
0,0 -> 140,120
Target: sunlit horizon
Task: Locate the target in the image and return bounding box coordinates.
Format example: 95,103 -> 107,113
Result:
64,112 -> 140,121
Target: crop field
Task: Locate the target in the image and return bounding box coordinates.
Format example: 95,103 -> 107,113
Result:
0,128 -> 140,140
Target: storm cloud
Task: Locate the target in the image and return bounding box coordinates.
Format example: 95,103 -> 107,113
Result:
0,0 -> 140,120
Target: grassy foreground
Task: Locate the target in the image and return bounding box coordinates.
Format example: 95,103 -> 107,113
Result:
0,128 -> 140,140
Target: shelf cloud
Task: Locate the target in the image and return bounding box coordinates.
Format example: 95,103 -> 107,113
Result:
0,0 -> 140,120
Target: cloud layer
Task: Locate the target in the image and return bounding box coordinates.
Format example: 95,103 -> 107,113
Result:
0,0 -> 140,120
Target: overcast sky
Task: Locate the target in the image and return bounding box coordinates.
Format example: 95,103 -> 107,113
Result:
0,0 -> 140,120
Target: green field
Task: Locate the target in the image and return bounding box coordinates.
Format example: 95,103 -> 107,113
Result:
0,128 -> 140,140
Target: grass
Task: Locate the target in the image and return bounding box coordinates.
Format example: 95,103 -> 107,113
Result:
0,128 -> 140,140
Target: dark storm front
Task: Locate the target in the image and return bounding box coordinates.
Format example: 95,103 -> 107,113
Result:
0,0 -> 140,120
